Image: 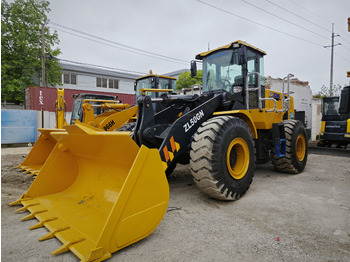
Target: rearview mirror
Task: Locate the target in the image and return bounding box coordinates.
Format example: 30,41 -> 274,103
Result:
190,60 -> 197,77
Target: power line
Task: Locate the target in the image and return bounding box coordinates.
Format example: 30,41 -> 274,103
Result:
49,22 -> 189,65
340,42 -> 350,53
264,0 -> 330,33
194,0 -> 350,72
50,26 -> 188,66
340,35 -> 350,46
285,0 -> 350,52
241,0 -> 329,40
334,52 -> 350,64
194,0 -> 325,47
287,0 -> 333,25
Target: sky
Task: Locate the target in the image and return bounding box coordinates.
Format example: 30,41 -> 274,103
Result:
46,0 -> 350,95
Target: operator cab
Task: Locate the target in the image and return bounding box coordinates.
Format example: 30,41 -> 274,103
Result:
135,73 -> 177,97
193,40 -> 266,110
322,86 -> 350,121
135,72 -> 177,112
322,97 -> 340,121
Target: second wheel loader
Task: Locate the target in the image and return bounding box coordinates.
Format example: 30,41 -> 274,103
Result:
11,40 -> 308,261
17,90 -> 137,175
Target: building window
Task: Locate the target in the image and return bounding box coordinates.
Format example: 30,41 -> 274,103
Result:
96,77 -> 101,87
97,77 -> 119,89
109,79 -> 119,89
62,73 -> 77,85
97,77 -> 106,88
102,78 -> 107,88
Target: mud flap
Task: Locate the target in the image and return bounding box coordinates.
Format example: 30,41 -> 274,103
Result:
17,128 -> 66,176
10,122 -> 169,261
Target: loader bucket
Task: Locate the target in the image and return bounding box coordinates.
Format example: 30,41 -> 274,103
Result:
17,128 -> 66,175
10,122 -> 169,262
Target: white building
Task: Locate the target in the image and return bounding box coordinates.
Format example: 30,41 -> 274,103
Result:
59,62 -> 142,95
266,76 -> 313,139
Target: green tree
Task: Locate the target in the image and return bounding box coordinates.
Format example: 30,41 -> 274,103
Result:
1,0 -> 61,103
176,70 -> 203,91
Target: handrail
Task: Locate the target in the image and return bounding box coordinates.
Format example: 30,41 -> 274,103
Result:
277,73 -> 294,113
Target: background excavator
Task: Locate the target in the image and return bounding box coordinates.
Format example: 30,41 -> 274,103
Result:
11,40 -> 308,262
317,85 -> 350,148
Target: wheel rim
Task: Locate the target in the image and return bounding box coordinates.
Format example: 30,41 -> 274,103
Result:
296,134 -> 306,161
226,138 -> 249,180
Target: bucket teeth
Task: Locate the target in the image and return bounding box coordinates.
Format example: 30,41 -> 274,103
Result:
29,217 -> 57,230
15,203 -> 40,213
17,165 -> 26,170
9,195 -> 32,206
51,238 -> 85,256
15,164 -> 40,175
21,209 -> 47,221
39,226 -> 70,241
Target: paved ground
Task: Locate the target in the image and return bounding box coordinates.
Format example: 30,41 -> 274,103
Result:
1,147 -> 350,262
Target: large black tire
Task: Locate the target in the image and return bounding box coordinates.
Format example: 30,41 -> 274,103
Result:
190,116 -> 255,201
118,122 -> 136,131
272,120 -> 308,174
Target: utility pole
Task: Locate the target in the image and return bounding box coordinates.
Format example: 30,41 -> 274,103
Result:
324,23 -> 340,96
41,23 -> 46,87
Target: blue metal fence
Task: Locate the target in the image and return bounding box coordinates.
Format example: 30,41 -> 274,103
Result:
1,110 -> 37,144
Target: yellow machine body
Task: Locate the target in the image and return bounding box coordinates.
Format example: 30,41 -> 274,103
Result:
11,122 -> 169,261
84,104 -> 137,131
81,100 -> 130,125
214,90 -> 295,138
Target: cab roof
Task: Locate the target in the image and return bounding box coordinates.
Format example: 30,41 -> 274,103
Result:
136,74 -> 176,81
195,40 -> 267,60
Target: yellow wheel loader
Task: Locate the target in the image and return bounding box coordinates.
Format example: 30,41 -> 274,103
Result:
11,41 -> 308,261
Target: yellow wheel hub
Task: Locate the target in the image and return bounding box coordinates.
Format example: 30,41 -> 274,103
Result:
296,134 -> 306,161
226,138 -> 249,180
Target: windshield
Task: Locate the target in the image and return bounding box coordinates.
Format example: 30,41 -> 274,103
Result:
159,78 -> 177,92
202,48 -> 265,94
202,49 -> 242,93
136,76 -> 176,99
323,97 -> 339,116
136,77 -> 154,98
70,98 -> 83,124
